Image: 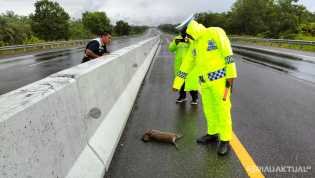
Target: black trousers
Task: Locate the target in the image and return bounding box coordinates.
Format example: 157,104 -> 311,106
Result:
179,82 -> 198,100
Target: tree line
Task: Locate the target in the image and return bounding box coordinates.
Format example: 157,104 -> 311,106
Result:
159,0 -> 315,39
0,0 -> 147,46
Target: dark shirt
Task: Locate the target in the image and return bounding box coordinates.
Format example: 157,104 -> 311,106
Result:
82,39 -> 109,63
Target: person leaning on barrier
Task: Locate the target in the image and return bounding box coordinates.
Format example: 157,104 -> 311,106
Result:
81,31 -> 112,63
168,33 -> 199,105
172,14 -> 237,156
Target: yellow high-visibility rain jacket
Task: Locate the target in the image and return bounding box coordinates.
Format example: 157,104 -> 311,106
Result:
168,36 -> 199,91
173,20 -> 237,89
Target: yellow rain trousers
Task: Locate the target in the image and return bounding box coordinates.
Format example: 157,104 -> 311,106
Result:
173,20 -> 237,141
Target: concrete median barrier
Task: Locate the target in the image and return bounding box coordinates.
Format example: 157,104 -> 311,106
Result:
0,36 -> 160,178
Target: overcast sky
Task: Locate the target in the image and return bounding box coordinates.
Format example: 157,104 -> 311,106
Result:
0,0 -> 314,25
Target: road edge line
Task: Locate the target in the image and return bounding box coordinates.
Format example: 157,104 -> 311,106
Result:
230,132 -> 265,178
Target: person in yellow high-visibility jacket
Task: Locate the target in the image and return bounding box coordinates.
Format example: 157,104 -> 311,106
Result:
173,15 -> 237,155
168,34 -> 199,104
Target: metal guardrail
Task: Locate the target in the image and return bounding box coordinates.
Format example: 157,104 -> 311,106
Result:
0,39 -> 91,53
230,37 -> 315,48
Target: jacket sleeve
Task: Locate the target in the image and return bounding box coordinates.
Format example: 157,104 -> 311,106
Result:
215,28 -> 237,79
172,44 -> 196,90
168,39 -> 177,53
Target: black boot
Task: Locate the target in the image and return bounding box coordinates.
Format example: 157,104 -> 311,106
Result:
196,134 -> 218,144
176,83 -> 186,103
190,91 -> 198,105
176,97 -> 187,103
217,141 -> 230,156
190,98 -> 198,105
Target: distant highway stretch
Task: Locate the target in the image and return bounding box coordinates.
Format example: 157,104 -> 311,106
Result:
0,29 -> 158,95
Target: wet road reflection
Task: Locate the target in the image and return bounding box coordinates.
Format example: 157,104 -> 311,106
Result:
107,34 -> 315,178
234,49 -> 315,83
0,30 -> 156,95
106,34 -> 247,178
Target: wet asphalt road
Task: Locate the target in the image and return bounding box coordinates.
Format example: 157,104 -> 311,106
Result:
0,30 -> 156,95
106,34 -> 315,178
233,56 -> 315,178
233,44 -> 315,84
239,44 -> 315,58
106,35 -> 247,178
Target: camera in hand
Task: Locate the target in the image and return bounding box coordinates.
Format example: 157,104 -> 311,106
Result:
175,38 -> 186,44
